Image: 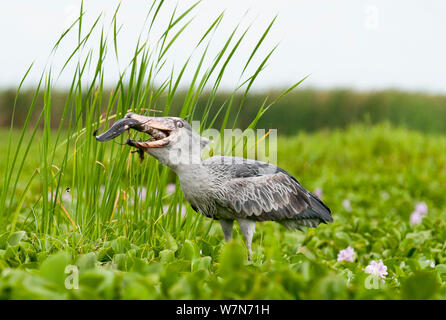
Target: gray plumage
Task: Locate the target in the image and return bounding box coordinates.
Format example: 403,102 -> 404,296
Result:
181,156 -> 332,229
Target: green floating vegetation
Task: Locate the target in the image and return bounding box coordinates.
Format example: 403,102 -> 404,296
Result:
1,124 -> 446,299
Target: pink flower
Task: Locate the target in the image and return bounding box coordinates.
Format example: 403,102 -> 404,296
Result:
342,199 -> 352,212
137,186 -> 148,201
166,184 -> 176,194
410,211 -> 422,225
410,202 -> 428,225
427,259 -> 435,268
163,204 -> 187,218
314,187 -> 323,199
337,246 -> 355,262
415,202 -> 428,216
365,260 -> 388,278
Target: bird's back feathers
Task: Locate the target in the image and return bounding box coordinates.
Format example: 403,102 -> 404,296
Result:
200,156 -> 332,229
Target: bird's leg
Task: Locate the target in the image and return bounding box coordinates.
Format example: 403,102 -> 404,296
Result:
237,218 -> 256,261
220,219 -> 234,242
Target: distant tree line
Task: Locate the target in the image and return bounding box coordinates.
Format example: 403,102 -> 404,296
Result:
1,88 -> 446,135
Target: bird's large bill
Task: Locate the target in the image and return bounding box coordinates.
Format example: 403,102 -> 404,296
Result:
94,114 -> 170,148
94,118 -> 142,142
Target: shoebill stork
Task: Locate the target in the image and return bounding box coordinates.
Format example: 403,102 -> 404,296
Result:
95,113 -> 332,260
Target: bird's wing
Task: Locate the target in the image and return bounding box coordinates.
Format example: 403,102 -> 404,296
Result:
205,157 -> 332,227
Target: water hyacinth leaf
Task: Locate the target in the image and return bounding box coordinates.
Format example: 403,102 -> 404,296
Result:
163,233 -> 178,252
114,253 -> 133,271
297,246 -> 316,261
97,247 -> 114,262
159,249 -> 175,263
145,262 -> 163,277
38,252 -> 71,289
198,239 -> 214,257
75,252 -> 97,271
314,275 -> 348,299
219,241 -> 245,276
110,236 -> 131,254
283,232 -> 305,252
180,239 -> 199,260
160,266 -> 181,296
0,255 -> 9,271
434,264 -> 446,284
7,231 -> 27,246
191,256 -> 212,272
0,233 -> 9,249
78,270 -> 107,289
122,276 -> 157,300
129,257 -> 150,274
4,246 -> 22,267
403,230 -> 432,246
8,274 -> 67,300
401,271 -> 440,299
78,270 -> 116,299
334,231 -> 351,247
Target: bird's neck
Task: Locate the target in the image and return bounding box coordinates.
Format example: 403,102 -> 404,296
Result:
146,144 -> 203,171
148,130 -> 209,171
173,162 -> 210,202
172,161 -> 204,177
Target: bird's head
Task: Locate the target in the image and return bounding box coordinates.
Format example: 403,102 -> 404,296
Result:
95,113 -> 210,169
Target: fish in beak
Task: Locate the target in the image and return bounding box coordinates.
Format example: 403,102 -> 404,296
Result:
96,113 -> 209,167
123,113 -> 173,149
94,112 -> 183,149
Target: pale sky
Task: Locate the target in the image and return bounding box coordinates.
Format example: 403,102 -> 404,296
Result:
1,0 -> 445,93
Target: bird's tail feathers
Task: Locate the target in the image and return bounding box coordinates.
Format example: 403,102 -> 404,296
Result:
308,192 -> 333,223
